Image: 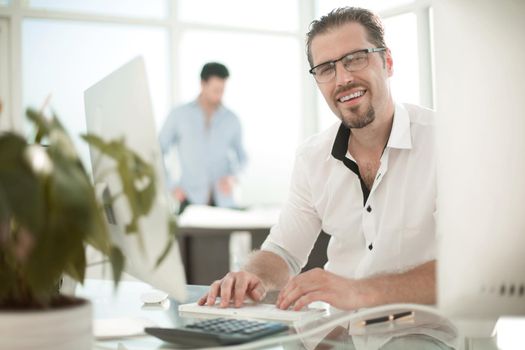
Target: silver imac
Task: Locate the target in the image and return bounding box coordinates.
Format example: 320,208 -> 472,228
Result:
84,56 -> 187,301
434,0 -> 525,336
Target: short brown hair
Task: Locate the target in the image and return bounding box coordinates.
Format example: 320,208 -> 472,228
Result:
306,7 -> 386,67
201,62 -> 229,81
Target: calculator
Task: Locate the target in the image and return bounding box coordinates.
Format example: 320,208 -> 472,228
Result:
145,317 -> 289,346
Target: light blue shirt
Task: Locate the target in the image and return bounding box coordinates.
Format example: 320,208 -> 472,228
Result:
159,100 -> 247,208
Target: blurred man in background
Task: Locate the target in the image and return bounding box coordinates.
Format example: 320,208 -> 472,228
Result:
160,62 -> 247,213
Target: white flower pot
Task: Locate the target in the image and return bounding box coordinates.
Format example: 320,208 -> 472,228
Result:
0,299 -> 92,350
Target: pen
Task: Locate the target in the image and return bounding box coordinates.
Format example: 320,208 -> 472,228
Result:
359,310 -> 414,326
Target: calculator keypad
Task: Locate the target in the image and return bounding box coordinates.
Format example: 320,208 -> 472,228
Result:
145,317 -> 289,346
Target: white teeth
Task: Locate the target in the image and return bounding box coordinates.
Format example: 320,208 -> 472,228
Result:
339,90 -> 365,102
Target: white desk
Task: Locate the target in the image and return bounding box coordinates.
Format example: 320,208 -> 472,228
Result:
76,279 -> 524,350
176,205 -> 279,285
176,205 -> 329,285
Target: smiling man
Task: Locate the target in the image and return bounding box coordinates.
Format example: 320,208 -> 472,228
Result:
200,7 -> 437,320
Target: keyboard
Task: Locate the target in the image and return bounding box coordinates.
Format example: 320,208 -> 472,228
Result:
145,317 -> 289,346
178,301 -> 326,322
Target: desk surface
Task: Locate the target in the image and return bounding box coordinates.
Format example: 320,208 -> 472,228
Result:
77,279 -> 516,350
177,205 -> 280,230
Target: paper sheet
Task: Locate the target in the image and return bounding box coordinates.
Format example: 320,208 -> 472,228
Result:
94,317 -> 157,340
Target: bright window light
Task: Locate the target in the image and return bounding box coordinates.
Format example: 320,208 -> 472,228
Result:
316,0 -> 415,15
177,30 -> 301,206
22,19 -> 170,167
384,12 -> 420,105
177,0 -> 299,32
27,0 -> 168,19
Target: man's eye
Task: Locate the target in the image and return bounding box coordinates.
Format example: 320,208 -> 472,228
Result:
317,64 -> 334,76
344,53 -> 366,67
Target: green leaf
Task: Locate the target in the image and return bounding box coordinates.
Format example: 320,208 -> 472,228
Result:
0,108 -> 177,307
26,108 -> 50,144
155,216 -> 178,268
109,246 -> 125,285
0,133 -> 44,234
64,242 -> 87,283
82,133 -> 158,241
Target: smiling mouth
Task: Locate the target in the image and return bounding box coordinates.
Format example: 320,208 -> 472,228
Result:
338,90 -> 366,103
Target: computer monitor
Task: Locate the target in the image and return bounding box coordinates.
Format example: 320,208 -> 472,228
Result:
84,56 -> 187,301
434,0 -> 525,333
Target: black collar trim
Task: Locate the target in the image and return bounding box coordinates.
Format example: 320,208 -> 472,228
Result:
331,123 -> 370,206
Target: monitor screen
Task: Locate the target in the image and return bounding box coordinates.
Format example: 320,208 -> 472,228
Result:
84,56 -> 187,301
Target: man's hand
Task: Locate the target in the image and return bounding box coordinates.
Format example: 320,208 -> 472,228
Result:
276,268 -> 366,311
172,187 -> 186,202
198,271 -> 267,308
217,176 -> 235,195
276,261 -> 436,311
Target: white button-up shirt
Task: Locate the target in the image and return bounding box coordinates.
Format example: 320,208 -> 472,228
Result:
262,103 -> 436,279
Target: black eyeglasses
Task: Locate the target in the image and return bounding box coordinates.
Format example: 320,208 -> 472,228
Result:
309,47 -> 386,83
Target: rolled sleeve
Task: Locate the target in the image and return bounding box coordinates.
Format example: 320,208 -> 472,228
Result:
261,150 -> 322,271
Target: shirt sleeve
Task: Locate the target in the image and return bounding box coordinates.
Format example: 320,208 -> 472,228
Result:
158,110 -> 180,190
229,117 -> 248,175
261,149 -> 322,272
159,110 -> 179,155
261,241 -> 302,275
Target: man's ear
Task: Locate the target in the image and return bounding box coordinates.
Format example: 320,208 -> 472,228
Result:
385,48 -> 394,77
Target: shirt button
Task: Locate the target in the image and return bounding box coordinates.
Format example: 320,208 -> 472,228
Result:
368,243 -> 373,250
366,205 -> 372,213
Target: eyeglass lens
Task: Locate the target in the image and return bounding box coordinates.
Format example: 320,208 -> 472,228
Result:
314,51 -> 369,83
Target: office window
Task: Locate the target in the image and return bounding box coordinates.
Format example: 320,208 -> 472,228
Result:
27,0 -> 168,19
177,0 -> 299,32
383,13 -> 419,105
317,0 -> 414,14
22,19 -> 170,167
177,30 -> 301,206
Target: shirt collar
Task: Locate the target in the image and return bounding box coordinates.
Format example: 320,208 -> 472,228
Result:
330,103 -> 413,160
386,103 -> 412,150
330,123 -> 351,162
191,98 -> 225,114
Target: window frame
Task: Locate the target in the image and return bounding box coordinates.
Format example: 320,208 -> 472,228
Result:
0,0 -> 434,136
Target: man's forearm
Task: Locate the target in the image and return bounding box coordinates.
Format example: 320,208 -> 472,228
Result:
357,260 -> 436,307
243,250 -> 291,291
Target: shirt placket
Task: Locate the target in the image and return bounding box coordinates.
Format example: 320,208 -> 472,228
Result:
361,149 -> 390,252
203,113 -> 214,197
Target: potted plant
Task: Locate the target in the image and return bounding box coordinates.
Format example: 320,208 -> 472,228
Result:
0,108 -> 175,350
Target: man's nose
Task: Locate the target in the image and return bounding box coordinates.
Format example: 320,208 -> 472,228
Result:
334,61 -> 354,86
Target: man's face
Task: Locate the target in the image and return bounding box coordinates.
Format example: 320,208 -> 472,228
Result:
201,76 -> 226,106
310,22 -> 393,129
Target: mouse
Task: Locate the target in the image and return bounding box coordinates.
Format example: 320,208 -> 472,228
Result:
140,290 -> 169,304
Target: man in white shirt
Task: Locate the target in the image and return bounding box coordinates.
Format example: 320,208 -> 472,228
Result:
200,7 -> 436,313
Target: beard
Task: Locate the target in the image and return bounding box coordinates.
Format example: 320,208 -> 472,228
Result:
340,104 -> 375,129
332,81 -> 375,129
